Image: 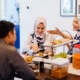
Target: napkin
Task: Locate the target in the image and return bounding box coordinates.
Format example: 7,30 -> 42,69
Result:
68,63 -> 80,76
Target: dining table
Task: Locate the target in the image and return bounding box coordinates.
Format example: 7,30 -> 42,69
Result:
15,58 -> 80,80
35,66 -> 80,80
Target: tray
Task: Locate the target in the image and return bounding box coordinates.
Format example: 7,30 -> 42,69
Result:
32,57 -> 43,62
44,40 -> 73,48
32,54 -> 72,63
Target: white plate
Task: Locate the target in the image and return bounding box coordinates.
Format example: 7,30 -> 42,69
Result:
33,53 -> 48,57
32,57 -> 53,64
32,54 -> 72,63
32,57 -> 43,62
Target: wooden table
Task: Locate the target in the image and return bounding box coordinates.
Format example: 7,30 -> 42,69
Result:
15,68 -> 80,80
18,56 -> 80,80
35,68 -> 80,80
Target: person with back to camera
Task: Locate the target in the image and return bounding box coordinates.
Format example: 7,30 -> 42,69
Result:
22,17 -> 55,67
0,20 -> 35,80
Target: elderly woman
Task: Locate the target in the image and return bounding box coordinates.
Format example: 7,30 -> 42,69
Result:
22,17 -> 55,56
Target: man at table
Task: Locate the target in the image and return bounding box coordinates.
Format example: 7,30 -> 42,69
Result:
0,20 -> 35,80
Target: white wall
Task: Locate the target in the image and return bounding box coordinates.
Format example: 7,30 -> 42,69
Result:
77,0 -> 80,16
0,0 -> 9,20
0,0 -> 2,18
0,0 -> 5,19
20,0 -> 75,53
4,0 -> 76,53
6,0 -> 19,23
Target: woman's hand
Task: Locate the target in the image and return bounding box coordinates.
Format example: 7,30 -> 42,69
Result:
55,27 -> 60,31
48,51 -> 54,56
51,41 -> 57,45
47,27 -> 62,35
30,43 -> 39,52
44,50 -> 49,54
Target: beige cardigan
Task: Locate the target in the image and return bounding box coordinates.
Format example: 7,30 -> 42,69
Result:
22,31 -> 55,55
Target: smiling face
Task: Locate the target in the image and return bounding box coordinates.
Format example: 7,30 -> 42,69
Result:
34,17 -> 46,36
35,23 -> 45,35
72,16 -> 80,31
